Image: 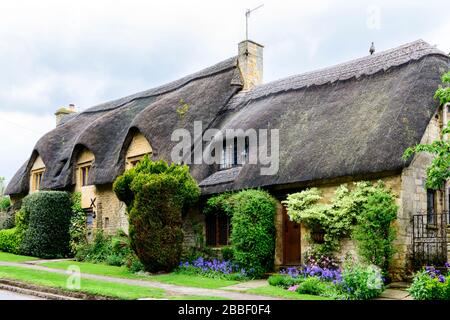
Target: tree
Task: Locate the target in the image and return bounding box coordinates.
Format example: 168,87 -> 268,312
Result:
0,177 -> 5,196
403,71 -> 450,190
113,156 -> 200,272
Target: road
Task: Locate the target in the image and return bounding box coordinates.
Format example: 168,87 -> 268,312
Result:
0,289 -> 44,300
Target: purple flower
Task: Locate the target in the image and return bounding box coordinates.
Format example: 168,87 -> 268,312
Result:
438,275 -> 446,283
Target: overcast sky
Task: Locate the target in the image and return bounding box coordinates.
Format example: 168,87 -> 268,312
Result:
0,0 -> 449,185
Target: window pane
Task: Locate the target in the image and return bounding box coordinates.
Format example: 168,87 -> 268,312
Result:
427,189 -> 436,224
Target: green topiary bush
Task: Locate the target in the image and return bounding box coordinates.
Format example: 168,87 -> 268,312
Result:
229,189 -> 277,277
204,189 -> 277,278
0,228 -> 21,254
113,156 -> 200,272
20,191 -> 72,258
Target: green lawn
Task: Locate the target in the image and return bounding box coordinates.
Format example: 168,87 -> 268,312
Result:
243,285 -> 333,300
169,295 -> 231,300
40,260 -> 239,289
0,265 -> 165,300
0,251 -> 37,262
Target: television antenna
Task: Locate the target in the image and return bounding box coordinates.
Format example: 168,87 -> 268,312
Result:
245,4 -> 264,41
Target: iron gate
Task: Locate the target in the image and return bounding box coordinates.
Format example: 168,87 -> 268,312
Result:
412,212 -> 448,269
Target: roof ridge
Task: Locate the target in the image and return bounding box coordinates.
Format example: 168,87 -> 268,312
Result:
83,56 -> 238,113
228,39 -> 448,107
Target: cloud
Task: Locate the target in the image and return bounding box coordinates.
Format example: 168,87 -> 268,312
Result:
0,111 -> 54,184
0,0 -> 449,183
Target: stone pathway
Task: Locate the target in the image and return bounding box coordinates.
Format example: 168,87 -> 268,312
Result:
0,261 -> 279,300
375,282 -> 412,300
219,279 -> 267,291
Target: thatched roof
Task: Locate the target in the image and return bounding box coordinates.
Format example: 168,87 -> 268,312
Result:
6,40 -> 449,196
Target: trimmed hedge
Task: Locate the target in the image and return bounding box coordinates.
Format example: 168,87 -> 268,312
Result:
229,190 -> 277,277
206,189 -> 277,277
0,228 -> 21,254
114,157 -> 200,272
21,191 -> 72,258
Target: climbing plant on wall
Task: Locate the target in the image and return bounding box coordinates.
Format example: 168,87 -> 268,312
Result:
282,181 -> 398,273
403,71 -> 450,190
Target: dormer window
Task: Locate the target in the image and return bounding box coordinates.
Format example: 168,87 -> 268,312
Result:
80,165 -> 91,187
220,137 -> 249,170
75,148 -> 95,191
125,132 -> 152,170
30,155 -> 46,193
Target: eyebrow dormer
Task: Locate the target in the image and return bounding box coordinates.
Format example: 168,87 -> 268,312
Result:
125,132 -> 152,170
29,155 -> 45,193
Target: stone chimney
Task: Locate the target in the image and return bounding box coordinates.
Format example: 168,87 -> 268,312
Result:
238,40 -> 264,91
55,104 -> 77,126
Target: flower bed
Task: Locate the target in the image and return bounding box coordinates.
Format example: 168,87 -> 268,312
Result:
268,261 -> 384,300
408,263 -> 450,300
176,257 -> 252,281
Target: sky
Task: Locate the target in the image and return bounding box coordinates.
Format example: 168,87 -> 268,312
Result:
0,0 -> 449,185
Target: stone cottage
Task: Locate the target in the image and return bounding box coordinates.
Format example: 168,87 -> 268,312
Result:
5,39 -> 449,279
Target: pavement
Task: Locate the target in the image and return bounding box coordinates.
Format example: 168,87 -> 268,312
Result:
0,289 -> 45,300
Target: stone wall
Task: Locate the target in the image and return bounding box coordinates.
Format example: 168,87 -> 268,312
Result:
273,109 -> 444,280
274,174 -> 402,270
398,109 -> 444,277
182,206 -> 205,248
95,184 -> 128,235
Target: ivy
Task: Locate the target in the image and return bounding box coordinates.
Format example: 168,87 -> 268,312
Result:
282,181 -> 398,272
402,71 -> 450,190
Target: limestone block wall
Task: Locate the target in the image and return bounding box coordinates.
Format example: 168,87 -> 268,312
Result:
95,184 -> 128,235
182,206 -> 205,248
398,110 -> 444,276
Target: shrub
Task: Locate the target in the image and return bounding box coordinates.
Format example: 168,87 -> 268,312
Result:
0,228 -> 21,254
408,265 -> 450,300
229,190 -> 277,277
114,157 -> 200,272
221,246 -> 234,261
296,276 -> 328,295
282,181 -> 398,272
69,193 -> 87,255
177,257 -> 250,281
0,197 -> 10,212
268,274 -> 304,288
76,230 -> 145,273
336,262 -> 384,300
20,191 -> 72,258
352,186 -> 397,273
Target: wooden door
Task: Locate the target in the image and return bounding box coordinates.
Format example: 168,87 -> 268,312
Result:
283,206 -> 301,265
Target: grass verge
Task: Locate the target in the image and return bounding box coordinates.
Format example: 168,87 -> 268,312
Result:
0,265 -> 165,300
243,285 -> 333,300
40,260 -> 239,289
0,252 -> 37,263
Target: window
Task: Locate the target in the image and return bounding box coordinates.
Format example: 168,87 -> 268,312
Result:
130,159 -> 140,167
205,213 -> 231,246
427,189 -> 436,225
220,137 -> 249,170
31,170 -> 44,192
104,217 -> 110,229
81,166 -> 91,186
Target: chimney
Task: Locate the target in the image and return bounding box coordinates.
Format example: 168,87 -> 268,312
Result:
55,104 -> 77,126
238,40 -> 264,91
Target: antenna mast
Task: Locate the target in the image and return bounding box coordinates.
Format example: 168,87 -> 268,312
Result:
245,4 -> 264,40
